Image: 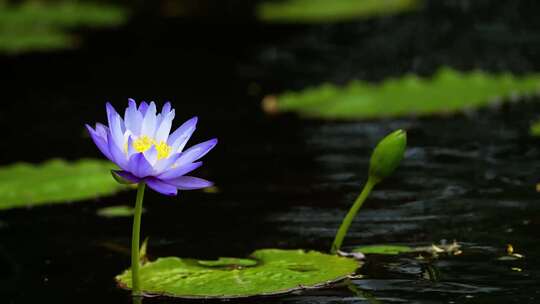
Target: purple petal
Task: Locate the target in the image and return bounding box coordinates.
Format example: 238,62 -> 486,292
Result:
138,101 -> 149,115
95,123 -> 109,138
155,109 -> 175,143
161,102 -> 171,115
106,102 -> 125,133
176,138 -> 217,167
128,152 -> 154,178
168,116 -> 198,151
145,177 -> 178,196
153,152 -> 182,173
112,170 -> 140,183
141,102 -> 157,137
106,106 -> 125,150
124,98 -> 143,135
107,131 -> 128,170
164,176 -> 213,190
127,136 -> 137,157
144,145 -> 158,165
158,161 -> 203,180
86,124 -> 112,160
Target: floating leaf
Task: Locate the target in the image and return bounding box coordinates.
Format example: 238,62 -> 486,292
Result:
264,68 -> 540,119
353,241 -> 461,256
0,159 -> 128,210
0,1 -> 127,53
97,206 -> 140,218
257,0 -> 419,23
353,244 -> 413,255
116,249 -> 360,299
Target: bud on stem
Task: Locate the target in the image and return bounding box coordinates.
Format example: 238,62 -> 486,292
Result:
330,130 -> 407,254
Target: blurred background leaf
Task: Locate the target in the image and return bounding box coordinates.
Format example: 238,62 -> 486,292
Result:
0,0 -> 127,53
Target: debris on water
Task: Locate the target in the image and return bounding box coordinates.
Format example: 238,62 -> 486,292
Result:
497,244 -> 524,261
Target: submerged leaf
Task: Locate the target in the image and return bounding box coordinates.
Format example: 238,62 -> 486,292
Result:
0,159 -> 128,210
354,245 -> 413,255
264,68 -> 540,119
257,0 -> 419,23
97,206 -> 140,218
116,249 -> 360,299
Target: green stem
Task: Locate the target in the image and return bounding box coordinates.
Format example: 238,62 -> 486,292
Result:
131,182 -> 146,297
331,177 -> 377,254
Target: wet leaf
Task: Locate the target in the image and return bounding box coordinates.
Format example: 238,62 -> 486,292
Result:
116,249 -> 360,299
353,245 -> 413,255
257,0 -> 419,23
264,68 -> 540,119
0,159 -> 128,210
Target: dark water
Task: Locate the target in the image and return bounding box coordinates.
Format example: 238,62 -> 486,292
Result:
1,1 -> 540,303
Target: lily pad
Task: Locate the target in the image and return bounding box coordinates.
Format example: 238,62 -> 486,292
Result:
263,67 -> 540,119
116,249 -> 360,299
0,1 -> 127,53
257,0 -> 419,23
354,244 -> 413,255
0,159 -> 128,210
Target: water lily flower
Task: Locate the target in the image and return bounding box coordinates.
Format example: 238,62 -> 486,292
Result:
86,99 -> 217,297
86,99 -> 217,196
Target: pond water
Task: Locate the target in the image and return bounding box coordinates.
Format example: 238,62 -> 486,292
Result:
1,1 -> 539,303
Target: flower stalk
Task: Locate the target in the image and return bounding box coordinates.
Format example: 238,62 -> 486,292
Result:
330,177 -> 377,254
131,182 -> 146,297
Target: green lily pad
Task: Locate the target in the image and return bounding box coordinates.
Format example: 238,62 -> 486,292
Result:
97,206 -> 140,218
257,0 -> 419,23
353,245 -> 413,255
116,249 -> 360,299
263,67 -> 540,119
0,159 -> 128,210
0,1 -> 127,54
197,257 -> 258,268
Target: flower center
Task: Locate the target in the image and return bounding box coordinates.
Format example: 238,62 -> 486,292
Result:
131,135 -> 172,160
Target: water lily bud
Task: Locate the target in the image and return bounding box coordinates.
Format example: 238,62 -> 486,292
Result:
368,129 -> 407,183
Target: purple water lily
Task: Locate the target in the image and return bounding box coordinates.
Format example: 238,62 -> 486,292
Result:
86,99 -> 217,196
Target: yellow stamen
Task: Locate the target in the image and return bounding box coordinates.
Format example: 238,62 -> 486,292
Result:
131,135 -> 172,160
155,141 -> 172,160
133,136 -> 154,153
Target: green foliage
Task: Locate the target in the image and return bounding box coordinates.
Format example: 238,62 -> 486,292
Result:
0,159 -> 128,210
267,68 -> 540,119
116,249 -> 360,299
354,244 -> 413,255
0,1 -> 127,53
97,205 -> 139,218
257,0 -> 419,23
